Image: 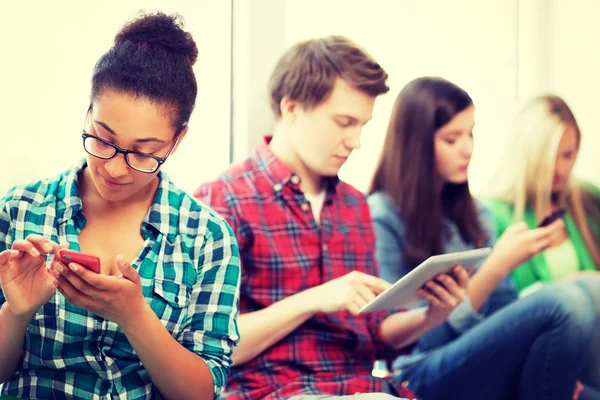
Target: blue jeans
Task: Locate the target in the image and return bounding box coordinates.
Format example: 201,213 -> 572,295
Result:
289,395 -> 400,400
574,278 -> 600,400
390,282 -> 596,400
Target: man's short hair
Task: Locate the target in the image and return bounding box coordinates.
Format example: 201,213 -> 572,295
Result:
268,36 -> 389,118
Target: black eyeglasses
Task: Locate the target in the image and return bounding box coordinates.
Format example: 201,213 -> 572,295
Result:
81,132 -> 181,174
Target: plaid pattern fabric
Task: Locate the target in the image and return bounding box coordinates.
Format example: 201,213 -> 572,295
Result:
195,138 -> 413,400
0,160 -> 240,400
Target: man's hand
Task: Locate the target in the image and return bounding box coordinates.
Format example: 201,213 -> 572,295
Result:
304,271 -> 391,315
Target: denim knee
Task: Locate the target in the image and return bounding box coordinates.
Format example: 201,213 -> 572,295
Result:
532,282 -> 596,337
575,277 -> 600,306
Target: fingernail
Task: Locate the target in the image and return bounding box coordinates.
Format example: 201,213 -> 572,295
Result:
69,263 -> 78,272
55,263 -> 64,273
31,249 -> 40,257
43,244 -> 53,252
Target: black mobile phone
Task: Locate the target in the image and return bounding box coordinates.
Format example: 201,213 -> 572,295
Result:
538,208 -> 567,227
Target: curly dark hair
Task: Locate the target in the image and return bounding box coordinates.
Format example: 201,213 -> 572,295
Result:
91,11 -> 198,129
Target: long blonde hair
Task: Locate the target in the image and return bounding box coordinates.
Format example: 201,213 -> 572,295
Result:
492,94 -> 600,266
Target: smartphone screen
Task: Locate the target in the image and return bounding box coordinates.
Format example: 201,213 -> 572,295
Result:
538,208 -> 567,227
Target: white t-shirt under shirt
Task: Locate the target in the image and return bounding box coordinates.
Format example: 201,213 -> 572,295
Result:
519,238 -> 580,298
304,190 -> 326,224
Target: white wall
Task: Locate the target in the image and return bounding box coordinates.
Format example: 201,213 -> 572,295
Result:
231,0 -> 599,193
231,0 -> 285,162
544,0 -> 600,187
2,1 -> 597,197
231,0 -> 521,194
0,1 -> 232,195
282,0 -> 519,194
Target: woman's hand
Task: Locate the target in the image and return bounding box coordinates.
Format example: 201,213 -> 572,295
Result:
52,255 -> 146,328
0,235 -> 65,320
490,220 -> 565,274
419,265 -> 470,326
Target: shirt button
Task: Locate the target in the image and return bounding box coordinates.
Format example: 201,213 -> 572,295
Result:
290,175 -> 300,185
273,183 -> 283,192
301,203 -> 310,212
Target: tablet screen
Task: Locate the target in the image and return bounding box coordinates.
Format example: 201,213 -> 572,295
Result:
360,247 -> 492,313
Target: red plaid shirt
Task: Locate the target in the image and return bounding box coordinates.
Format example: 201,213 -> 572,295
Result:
195,138 -> 414,400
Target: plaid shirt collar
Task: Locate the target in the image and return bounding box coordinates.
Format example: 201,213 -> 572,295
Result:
256,136 -> 341,196
55,159 -> 85,225
55,159 -> 179,242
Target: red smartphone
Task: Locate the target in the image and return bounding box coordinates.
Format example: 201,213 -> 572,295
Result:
58,249 -> 101,274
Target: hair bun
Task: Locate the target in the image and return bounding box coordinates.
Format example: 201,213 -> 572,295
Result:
115,11 -> 198,65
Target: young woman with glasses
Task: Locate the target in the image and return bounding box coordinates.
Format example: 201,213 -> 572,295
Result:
0,12 -> 240,400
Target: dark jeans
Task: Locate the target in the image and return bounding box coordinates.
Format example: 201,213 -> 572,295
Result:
391,282 -> 596,400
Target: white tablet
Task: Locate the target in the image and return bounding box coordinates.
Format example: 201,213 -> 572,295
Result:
359,247 -> 493,313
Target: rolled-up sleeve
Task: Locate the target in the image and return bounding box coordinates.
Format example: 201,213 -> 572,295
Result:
368,193 -> 409,284
447,203 -> 518,333
361,197 -> 409,358
0,193 -> 15,306
183,218 -> 241,397
446,296 -> 485,333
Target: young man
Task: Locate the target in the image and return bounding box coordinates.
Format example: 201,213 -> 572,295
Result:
195,36 -> 468,400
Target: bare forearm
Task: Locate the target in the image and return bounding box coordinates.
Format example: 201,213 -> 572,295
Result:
468,256 -> 510,311
0,303 -> 31,383
121,303 -> 214,400
380,308 -> 438,349
233,289 -> 317,365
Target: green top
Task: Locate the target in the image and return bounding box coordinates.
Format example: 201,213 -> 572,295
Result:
483,182 -> 600,292
544,238 -> 579,280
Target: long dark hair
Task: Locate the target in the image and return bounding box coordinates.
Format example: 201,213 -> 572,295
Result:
369,77 -> 487,267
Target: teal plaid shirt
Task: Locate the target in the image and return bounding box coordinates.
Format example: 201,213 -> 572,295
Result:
0,160 -> 240,399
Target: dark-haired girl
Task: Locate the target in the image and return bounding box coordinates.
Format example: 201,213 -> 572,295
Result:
0,12 -> 240,400
368,77 -> 596,400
